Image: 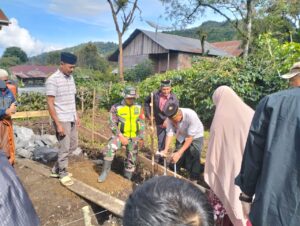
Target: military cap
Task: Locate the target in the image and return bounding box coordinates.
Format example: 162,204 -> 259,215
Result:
123,86 -> 137,98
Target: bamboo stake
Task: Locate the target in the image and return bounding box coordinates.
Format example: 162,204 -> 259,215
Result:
82,205 -> 94,226
150,92 -> 155,174
92,88 -> 96,144
81,88 -> 84,113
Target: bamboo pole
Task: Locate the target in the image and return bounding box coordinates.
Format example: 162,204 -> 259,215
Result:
81,88 -> 84,113
82,206 -> 94,226
92,88 -> 96,144
150,92 -> 155,174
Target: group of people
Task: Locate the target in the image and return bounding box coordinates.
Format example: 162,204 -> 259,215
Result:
1,50 -> 300,225
44,52 -> 300,225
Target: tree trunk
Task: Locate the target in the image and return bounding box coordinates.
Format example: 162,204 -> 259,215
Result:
118,34 -> 124,82
243,0 -> 253,59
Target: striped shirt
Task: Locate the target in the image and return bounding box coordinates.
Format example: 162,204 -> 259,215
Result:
46,69 -> 77,122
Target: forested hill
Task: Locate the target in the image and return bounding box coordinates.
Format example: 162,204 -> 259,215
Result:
63,41 -> 118,56
29,41 -> 117,64
164,20 -> 239,42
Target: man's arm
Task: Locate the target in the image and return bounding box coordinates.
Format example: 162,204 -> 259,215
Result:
171,136 -> 193,163
109,104 -> 128,145
47,95 -> 64,136
161,120 -> 175,155
0,90 -> 16,118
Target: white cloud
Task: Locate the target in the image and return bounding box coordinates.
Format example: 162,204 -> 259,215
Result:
49,0 -> 109,16
0,18 -> 63,56
48,0 -> 111,26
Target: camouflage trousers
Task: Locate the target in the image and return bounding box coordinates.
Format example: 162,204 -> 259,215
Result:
103,136 -> 139,172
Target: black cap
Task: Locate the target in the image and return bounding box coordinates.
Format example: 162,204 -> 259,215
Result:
61,52 -> 77,64
163,101 -> 179,118
0,80 -> 7,89
160,79 -> 171,87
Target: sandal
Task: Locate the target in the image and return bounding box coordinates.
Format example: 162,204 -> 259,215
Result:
59,175 -> 74,186
50,172 -> 73,178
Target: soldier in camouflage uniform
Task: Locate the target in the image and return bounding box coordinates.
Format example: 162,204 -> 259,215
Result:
98,86 -> 145,182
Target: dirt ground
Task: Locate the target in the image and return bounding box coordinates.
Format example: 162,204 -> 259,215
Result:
15,159 -> 121,226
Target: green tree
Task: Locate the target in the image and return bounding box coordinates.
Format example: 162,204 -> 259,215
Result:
2,47 -> 28,63
0,56 -> 21,68
77,43 -> 109,73
124,59 -> 154,82
45,51 -> 60,65
107,0 -> 141,82
254,0 -> 300,43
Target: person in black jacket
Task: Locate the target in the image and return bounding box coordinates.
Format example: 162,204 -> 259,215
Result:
144,80 -> 179,157
0,151 -> 40,226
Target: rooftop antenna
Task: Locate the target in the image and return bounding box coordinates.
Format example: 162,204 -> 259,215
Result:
146,20 -> 173,33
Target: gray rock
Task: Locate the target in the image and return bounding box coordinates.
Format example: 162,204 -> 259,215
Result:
14,126 -> 34,142
16,148 -> 33,159
33,147 -> 58,163
40,134 -> 57,146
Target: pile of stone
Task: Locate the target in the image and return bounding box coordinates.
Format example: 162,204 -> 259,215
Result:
14,125 -> 82,163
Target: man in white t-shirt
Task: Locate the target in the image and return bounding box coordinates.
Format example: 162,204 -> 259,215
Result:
161,102 -> 204,181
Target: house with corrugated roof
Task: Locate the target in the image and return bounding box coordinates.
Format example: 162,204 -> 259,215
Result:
109,29 -> 242,73
0,9 -> 10,30
210,40 -> 243,57
10,65 -> 57,87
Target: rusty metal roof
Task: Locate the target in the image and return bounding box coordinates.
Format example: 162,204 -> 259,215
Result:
109,29 -> 232,61
10,65 -> 57,79
211,40 -> 243,56
0,9 -> 10,26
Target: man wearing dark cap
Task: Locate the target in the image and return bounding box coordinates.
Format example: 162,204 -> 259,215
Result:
235,62 -> 300,226
0,78 -> 17,166
144,80 -> 179,159
46,52 -> 79,186
161,102 -> 204,182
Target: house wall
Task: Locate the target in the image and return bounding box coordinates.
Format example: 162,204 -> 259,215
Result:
123,33 -> 168,69
177,53 -> 193,69
150,52 -> 179,73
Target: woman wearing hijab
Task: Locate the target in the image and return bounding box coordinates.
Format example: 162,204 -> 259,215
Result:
204,86 -> 254,226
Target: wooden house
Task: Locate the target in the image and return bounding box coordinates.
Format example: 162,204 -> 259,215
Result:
109,29 -> 237,73
0,9 -> 10,30
10,65 -> 57,87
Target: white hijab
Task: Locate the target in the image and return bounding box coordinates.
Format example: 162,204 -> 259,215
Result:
204,86 -> 254,226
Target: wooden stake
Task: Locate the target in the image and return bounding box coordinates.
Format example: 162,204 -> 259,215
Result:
81,88 -> 84,113
92,88 -> 96,144
82,206 -> 94,226
150,92 -> 155,174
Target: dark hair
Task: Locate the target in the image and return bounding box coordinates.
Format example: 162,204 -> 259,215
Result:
123,176 -> 214,226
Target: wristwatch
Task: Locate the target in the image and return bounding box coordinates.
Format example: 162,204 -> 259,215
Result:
239,192 -> 252,203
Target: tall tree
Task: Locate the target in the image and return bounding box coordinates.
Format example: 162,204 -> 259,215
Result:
2,46 -> 28,63
254,0 -> 300,42
160,0 -> 257,58
107,0 -> 140,82
77,42 -> 109,72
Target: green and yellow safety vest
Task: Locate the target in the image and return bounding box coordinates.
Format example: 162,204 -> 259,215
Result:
116,104 -> 143,138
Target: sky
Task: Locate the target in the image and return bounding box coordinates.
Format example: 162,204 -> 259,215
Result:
0,0 -> 226,57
